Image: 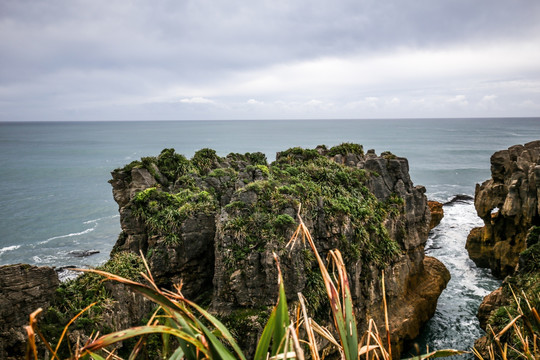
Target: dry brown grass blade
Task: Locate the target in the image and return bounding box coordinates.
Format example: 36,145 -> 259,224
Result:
74,268 -> 141,286
488,325 -> 505,359
25,324 -> 38,360
359,345 -> 379,357
25,308 -> 41,360
138,249 -> 157,288
310,320 -> 341,350
471,346 -> 485,360
495,314 -> 522,340
53,301 -> 98,358
361,319 -> 378,360
534,333 -> 538,357
294,220 -> 344,334
25,308 -> 61,360
289,322 -> 305,360
381,270 -> 392,360
508,285 -> 523,315
128,307 -> 162,360
298,293 -> 320,360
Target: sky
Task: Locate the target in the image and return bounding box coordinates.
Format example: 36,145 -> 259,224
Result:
1,0 -> 539,121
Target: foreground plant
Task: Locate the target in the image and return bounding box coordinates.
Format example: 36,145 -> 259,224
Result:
472,287 -> 539,360
26,217 -> 463,360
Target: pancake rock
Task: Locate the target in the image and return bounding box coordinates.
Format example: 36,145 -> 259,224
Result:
428,200 -> 444,230
466,140 -> 540,278
110,144 -> 449,358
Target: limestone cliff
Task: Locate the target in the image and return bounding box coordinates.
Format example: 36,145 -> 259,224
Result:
466,141 -> 540,358
110,144 -> 449,358
466,140 -> 540,278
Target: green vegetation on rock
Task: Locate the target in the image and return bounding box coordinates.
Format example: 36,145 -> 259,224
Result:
132,187 -> 217,244
42,252 -> 146,357
116,145 -> 403,271
480,225 -> 540,359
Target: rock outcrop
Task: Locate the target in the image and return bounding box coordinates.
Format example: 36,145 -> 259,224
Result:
466,141 -> 540,358
466,140 -> 540,278
428,201 -> 444,230
473,226 -> 540,358
0,264 -> 59,359
110,145 -> 449,358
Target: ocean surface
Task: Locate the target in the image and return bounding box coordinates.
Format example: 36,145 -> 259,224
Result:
1,118 -> 539,353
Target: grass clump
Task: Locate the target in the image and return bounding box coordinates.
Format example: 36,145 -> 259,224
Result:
132,187 -> 217,245
40,252 -> 145,358
220,144 -> 401,270
192,148 -> 220,175
328,142 -> 364,156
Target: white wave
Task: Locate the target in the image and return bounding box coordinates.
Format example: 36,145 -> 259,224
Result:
39,227 -> 95,245
83,214 -> 119,224
0,244 -> 21,255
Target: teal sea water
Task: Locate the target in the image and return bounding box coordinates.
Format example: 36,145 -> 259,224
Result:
0,118 -> 539,353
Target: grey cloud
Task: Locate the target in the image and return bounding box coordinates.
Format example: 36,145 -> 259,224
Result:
3,0 -> 539,77
1,0 -> 539,120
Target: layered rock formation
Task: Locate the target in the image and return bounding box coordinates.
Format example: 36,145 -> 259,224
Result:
466,141 -> 540,358
0,264 -> 59,359
466,140 -> 540,278
110,144 -> 449,358
473,225 -> 540,358
428,201 -> 444,230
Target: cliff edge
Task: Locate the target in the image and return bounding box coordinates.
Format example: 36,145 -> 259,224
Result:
109,144 -> 449,358
466,140 -> 540,278
466,141 -> 540,359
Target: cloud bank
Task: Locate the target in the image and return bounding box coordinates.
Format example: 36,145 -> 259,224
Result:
1,0 -> 539,120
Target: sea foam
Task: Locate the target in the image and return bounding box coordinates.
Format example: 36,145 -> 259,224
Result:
39,227 -> 95,245
0,245 -> 21,255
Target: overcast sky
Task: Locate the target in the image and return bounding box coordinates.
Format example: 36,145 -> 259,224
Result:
1,0 -> 539,121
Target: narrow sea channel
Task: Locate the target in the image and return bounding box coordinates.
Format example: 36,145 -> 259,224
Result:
407,199 -> 501,358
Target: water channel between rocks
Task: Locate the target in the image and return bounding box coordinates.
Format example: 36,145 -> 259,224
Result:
406,199 -> 501,358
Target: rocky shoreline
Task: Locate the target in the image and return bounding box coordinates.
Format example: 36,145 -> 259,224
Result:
0,144 -> 451,359
4,141 -> 537,359
465,141 -> 540,358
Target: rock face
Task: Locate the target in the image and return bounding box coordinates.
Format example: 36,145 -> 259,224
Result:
110,145 -> 449,358
467,141 -> 540,358
0,264 -> 60,359
466,140 -> 540,278
428,201 -> 444,230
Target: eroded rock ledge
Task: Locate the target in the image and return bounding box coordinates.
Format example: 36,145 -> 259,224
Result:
466,140 -> 540,278
110,144 -> 448,358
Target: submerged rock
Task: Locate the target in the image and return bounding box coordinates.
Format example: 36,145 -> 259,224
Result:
110,145 -> 449,358
69,249 -> 100,257
443,194 -> 474,205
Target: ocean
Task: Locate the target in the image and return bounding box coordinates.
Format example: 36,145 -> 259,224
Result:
0,118 -> 539,353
